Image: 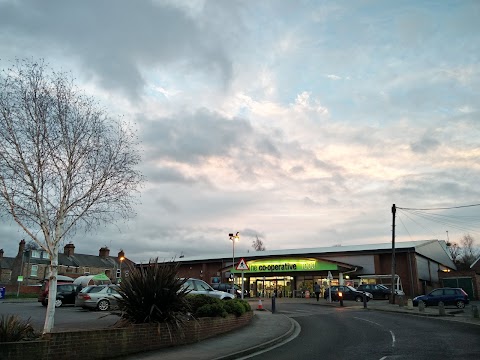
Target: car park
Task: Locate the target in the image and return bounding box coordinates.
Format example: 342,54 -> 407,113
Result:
324,285 -> 373,302
413,287 -> 469,309
38,282 -> 78,307
211,283 -> 249,298
182,278 -> 235,300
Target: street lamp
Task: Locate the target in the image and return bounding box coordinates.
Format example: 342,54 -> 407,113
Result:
119,256 -> 125,282
229,232 -> 239,296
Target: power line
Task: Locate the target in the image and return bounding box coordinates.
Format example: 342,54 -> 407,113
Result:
397,203 -> 480,211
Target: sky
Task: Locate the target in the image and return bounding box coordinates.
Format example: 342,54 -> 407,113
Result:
0,0 -> 479,263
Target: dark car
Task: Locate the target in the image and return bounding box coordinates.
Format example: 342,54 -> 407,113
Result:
357,284 -> 392,300
211,283 -> 249,298
38,282 -> 78,307
324,285 -> 373,302
413,287 -> 469,309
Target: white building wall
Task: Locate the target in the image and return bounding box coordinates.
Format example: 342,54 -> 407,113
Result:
323,255 -> 375,274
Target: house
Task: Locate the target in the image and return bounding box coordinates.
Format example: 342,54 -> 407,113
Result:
0,239 -> 134,295
438,254 -> 480,300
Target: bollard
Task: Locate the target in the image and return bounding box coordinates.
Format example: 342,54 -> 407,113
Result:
339,292 -> 344,307
438,301 -> 446,316
419,300 -> 425,312
363,293 -> 367,309
272,295 -> 276,314
398,296 -> 404,307
407,298 -> 413,310
472,305 -> 479,319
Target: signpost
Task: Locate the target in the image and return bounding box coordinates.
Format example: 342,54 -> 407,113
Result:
327,271 -> 333,303
236,258 -> 249,300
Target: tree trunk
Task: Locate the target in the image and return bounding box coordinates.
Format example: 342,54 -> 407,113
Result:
43,249 -> 59,334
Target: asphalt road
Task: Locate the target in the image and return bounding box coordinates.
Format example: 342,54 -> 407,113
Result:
0,300 -> 120,332
247,302 -> 480,360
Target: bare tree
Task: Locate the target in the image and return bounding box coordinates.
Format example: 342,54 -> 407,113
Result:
252,235 -> 266,251
458,234 -> 479,268
0,59 -> 143,333
25,240 -> 40,251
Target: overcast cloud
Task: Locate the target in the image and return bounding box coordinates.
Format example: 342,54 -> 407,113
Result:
1,0 -> 479,262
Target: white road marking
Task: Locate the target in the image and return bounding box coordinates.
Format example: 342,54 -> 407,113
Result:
235,318 -> 301,360
353,317 -> 396,349
390,330 -> 396,347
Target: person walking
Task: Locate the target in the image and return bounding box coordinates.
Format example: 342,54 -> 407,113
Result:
314,282 -> 321,301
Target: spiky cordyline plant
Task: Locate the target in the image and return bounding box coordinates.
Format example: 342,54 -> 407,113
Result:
117,258 -> 190,331
0,315 -> 37,342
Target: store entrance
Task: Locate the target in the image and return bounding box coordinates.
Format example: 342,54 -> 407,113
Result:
250,276 -> 293,298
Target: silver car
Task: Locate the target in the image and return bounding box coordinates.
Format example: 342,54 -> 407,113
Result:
182,278 -> 234,300
75,285 -> 122,311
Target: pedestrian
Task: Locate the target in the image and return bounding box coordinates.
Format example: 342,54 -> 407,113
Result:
314,282 -> 321,301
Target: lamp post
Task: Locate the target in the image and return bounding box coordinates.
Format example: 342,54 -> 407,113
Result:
229,232 -> 239,296
119,256 -> 125,282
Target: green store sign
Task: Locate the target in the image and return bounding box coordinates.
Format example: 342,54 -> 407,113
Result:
232,258 -> 338,273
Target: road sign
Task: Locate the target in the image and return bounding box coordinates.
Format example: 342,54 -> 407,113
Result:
327,271 -> 333,280
236,258 -> 249,271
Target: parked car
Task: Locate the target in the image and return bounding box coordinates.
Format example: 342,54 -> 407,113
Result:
324,285 -> 373,302
38,282 -> 77,307
413,287 -> 469,309
75,285 -> 122,311
182,278 -> 235,300
211,283 -> 249,298
356,284 -> 405,299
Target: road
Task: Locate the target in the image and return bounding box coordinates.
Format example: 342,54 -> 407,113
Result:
0,301 -> 120,332
246,302 -> 480,360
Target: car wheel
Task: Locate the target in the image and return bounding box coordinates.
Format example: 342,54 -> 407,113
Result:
355,296 -> 362,302
41,300 -> 47,307
97,299 -> 110,311
54,299 -> 63,308
456,301 -> 465,309
384,294 -> 389,300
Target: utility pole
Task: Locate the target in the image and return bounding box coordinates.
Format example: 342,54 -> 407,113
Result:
390,204 -> 396,304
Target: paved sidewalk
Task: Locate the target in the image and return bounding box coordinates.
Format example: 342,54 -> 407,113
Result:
121,310 -> 296,360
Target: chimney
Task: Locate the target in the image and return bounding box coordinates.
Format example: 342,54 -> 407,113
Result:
118,249 -> 125,260
0,249 -> 4,260
99,246 -> 110,258
64,243 -> 75,256
17,239 -> 26,256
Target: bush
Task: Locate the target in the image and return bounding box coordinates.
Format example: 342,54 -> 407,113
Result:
117,259 -> 190,329
223,300 -> 246,317
185,294 -> 220,314
0,315 -> 37,342
185,295 -> 251,318
195,303 -> 228,318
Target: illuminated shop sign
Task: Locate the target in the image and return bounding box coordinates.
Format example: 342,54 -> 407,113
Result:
232,258 -> 338,273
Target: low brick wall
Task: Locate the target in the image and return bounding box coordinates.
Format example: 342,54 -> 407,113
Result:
0,311 -> 253,360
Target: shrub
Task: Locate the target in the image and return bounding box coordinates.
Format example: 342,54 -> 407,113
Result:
223,299 -> 246,317
0,315 -> 37,342
195,303 -> 228,318
117,259 -> 190,329
186,296 -> 251,318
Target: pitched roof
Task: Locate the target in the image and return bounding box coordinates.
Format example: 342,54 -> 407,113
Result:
0,256 -> 15,269
176,239 -> 455,268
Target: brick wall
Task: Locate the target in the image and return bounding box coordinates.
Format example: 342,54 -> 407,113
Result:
0,311 -> 253,360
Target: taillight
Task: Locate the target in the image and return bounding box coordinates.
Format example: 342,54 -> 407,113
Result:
80,294 -> 91,300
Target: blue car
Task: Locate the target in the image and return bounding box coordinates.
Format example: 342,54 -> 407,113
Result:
413,287 -> 469,309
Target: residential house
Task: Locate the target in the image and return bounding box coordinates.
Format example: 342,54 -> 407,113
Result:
1,239 -> 134,294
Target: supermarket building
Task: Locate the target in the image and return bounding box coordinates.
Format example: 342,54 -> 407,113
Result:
173,239 -> 476,299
